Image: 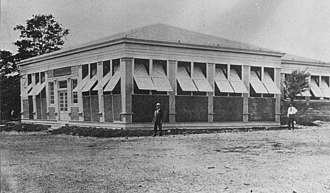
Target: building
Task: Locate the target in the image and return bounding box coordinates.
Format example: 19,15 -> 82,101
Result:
19,24 -> 308,129
280,54 -> 330,123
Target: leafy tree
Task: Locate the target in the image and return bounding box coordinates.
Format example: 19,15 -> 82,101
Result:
13,14 -> 69,60
0,50 -> 17,75
0,50 -> 20,121
283,69 -> 310,103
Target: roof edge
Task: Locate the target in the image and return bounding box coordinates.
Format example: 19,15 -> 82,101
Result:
19,38 -> 284,66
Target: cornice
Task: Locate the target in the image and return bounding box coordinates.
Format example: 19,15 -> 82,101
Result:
19,37 -> 284,67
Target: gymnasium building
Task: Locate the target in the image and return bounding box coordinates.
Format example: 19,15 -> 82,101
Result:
18,24 -> 330,128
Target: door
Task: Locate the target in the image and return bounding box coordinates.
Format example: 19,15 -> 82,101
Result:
58,91 -> 69,121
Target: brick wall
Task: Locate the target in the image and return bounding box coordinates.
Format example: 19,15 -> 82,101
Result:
176,96 -> 208,122
36,98 -> 47,120
104,94 -> 121,122
214,97 -> 243,122
23,99 -> 29,119
48,107 -> 56,120
83,96 -> 100,122
70,107 -> 79,121
132,95 -> 169,122
249,98 -> 275,121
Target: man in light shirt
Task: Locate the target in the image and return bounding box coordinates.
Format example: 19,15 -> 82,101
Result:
287,103 -> 298,130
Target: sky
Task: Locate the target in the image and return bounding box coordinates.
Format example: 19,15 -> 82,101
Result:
1,0 -> 330,61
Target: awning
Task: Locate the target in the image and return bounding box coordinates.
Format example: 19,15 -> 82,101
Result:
310,79 -> 323,97
192,66 -> 213,92
263,82 -> 281,94
73,76 -> 89,92
28,82 -> 46,96
297,90 -> 312,97
152,78 -> 173,91
250,71 -> 268,94
230,81 -> 249,93
177,66 -> 197,91
81,76 -> 98,92
104,69 -> 121,92
151,63 -> 173,91
214,68 -> 234,93
229,69 -> 248,93
134,77 -> 156,90
263,71 -> 281,94
320,79 -> 330,97
22,84 -> 32,97
134,63 -> 155,90
93,72 -> 112,91
215,80 -> 234,93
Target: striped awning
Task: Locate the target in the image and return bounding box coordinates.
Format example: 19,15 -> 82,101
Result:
177,66 -> 197,91
192,66 -> 213,92
134,63 -> 155,90
310,79 -> 324,97
151,63 -> 172,91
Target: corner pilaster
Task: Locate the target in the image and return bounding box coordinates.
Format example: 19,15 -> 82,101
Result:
120,57 -> 133,123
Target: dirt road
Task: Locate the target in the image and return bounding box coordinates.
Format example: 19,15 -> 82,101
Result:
1,124 -> 330,193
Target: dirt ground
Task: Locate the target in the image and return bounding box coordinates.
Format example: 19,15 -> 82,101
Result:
1,124 -> 330,193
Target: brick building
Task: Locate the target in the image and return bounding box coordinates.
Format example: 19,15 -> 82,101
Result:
20,24 -> 320,129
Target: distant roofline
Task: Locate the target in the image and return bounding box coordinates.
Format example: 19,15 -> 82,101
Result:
282,54 -> 330,67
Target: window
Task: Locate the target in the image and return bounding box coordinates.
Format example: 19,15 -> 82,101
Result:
71,79 -> 78,104
192,62 -> 211,95
49,82 -> 54,104
41,72 -> 45,83
28,74 -> 32,85
177,61 -> 196,95
103,60 -> 111,77
58,80 -> 68,89
320,77 -> 330,99
35,72 -> 40,84
310,76 -> 323,99
82,64 -> 89,79
250,67 -> 266,97
134,58 -> 153,94
151,60 -> 172,94
215,64 -> 231,96
90,63 -> 97,78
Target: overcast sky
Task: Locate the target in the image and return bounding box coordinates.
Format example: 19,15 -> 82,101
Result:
1,0 -> 330,61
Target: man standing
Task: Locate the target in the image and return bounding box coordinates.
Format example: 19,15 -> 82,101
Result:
153,103 -> 163,136
287,103 -> 298,130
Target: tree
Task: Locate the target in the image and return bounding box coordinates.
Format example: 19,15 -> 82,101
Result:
0,50 -> 20,122
0,50 -> 17,75
283,69 -> 310,103
13,14 -> 69,60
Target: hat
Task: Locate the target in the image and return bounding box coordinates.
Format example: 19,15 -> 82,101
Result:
156,103 -> 161,106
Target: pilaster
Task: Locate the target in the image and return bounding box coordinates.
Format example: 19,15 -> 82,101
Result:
32,73 -> 37,119
45,72 -> 50,119
120,57 -> 133,123
242,65 -> 250,122
77,65 -> 84,121
275,67 -> 281,122
168,60 -> 177,123
207,63 -> 215,122
97,61 -> 105,122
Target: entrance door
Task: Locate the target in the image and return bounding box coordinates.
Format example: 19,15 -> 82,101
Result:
58,91 -> 69,121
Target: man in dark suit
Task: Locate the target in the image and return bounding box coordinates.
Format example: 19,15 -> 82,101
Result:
153,102 -> 163,136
